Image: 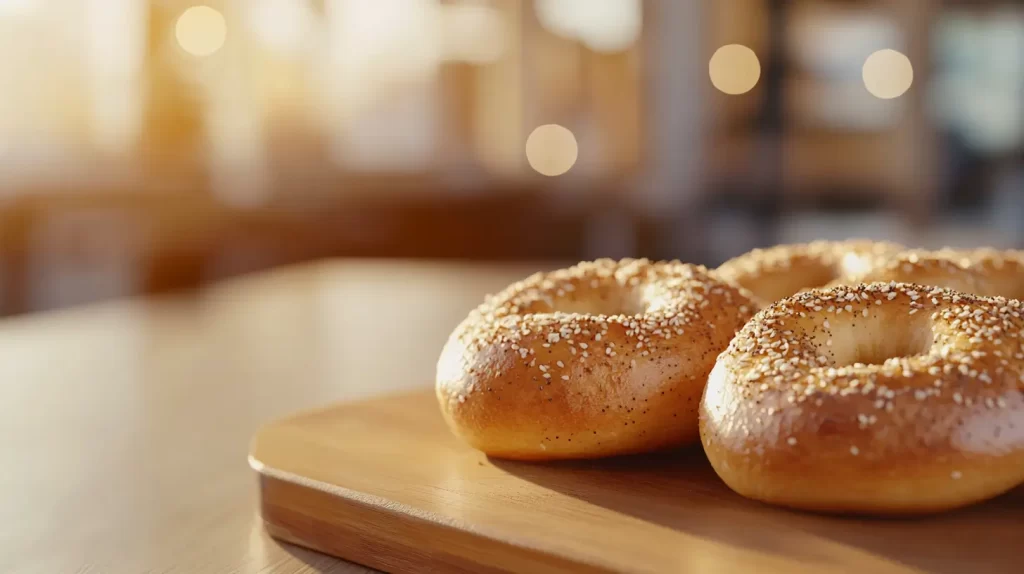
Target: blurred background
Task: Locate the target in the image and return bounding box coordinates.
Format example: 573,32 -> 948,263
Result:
0,0 -> 1021,316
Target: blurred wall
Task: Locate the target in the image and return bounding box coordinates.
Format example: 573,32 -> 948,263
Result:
0,0 -> 1021,315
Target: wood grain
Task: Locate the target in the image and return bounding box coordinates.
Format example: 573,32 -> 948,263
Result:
0,259 -> 547,574
251,390 -> 1024,574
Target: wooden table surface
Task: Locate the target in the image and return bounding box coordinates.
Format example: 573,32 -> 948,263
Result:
0,259 -> 547,574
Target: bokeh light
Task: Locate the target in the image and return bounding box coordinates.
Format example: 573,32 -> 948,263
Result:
526,124 -> 578,177
709,44 -> 761,95
862,49 -> 914,99
175,5 -> 227,57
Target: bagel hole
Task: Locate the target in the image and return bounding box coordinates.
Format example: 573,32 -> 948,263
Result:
757,267 -> 838,303
824,312 -> 934,367
764,252 -> 882,301
550,285 -> 648,316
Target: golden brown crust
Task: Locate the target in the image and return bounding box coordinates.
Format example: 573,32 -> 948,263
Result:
700,282 -> 1024,514
715,239 -> 904,306
827,249 -> 993,296
934,247 -> 1024,300
436,259 -> 756,460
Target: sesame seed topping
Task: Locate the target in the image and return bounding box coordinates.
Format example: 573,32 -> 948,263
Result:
703,279 -> 1024,472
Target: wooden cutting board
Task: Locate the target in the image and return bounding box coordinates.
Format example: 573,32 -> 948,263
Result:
249,389 -> 1024,574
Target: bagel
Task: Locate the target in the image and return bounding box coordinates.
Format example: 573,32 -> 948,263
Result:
827,249 -> 993,296
715,239 -> 904,306
700,282 -> 1024,514
935,248 -> 1024,300
436,259 -> 756,460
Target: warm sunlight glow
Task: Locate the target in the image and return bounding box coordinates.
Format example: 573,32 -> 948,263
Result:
246,0 -> 316,54
863,49 -> 914,99
535,0 -> 641,53
175,6 -> 227,57
440,4 -> 507,64
709,44 -> 761,95
526,124 -> 578,177
85,0 -> 146,154
0,0 -> 35,15
326,0 -> 439,83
